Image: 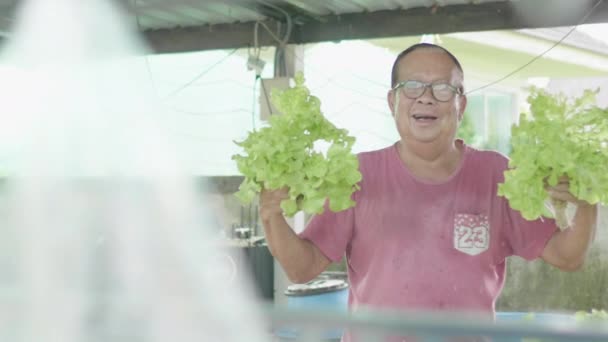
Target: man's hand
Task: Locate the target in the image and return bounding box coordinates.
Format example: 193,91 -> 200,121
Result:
545,175 -> 591,207
258,186 -> 331,283
259,187 -> 289,222
544,175 -> 595,230
541,175 -> 598,271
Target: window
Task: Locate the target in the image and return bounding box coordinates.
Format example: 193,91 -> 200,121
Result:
464,90 -> 516,155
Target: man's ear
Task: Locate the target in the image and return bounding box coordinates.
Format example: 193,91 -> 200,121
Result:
458,94 -> 467,122
387,89 -> 395,116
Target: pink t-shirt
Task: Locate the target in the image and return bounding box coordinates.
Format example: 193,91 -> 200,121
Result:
300,142 -> 556,319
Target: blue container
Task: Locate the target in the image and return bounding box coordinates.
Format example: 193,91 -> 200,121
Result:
276,279 -> 349,341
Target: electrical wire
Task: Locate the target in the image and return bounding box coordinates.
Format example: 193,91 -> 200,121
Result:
251,75 -> 259,131
132,0 -> 241,102
131,0 -> 161,99
259,76 -> 274,116
247,2 -> 295,125
264,0 -> 604,99
163,47 -> 240,100
143,0 -> 605,124
170,107 -> 251,116
465,0 -> 605,95
258,0 -> 293,45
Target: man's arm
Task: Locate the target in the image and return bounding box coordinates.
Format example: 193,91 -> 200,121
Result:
260,188 -> 331,283
541,179 -> 598,271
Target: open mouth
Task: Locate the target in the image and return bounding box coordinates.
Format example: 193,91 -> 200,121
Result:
412,114 -> 438,121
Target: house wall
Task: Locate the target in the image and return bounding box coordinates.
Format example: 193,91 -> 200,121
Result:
547,76 -> 608,106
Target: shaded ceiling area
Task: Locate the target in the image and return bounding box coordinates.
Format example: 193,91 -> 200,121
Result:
0,1 -> 606,53
124,0 -> 608,53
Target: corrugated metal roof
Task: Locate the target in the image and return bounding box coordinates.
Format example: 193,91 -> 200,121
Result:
0,1 -> 605,31
131,0 -> 504,30
126,0 -> 608,32
130,0 -> 608,53
0,1 -> 607,52
518,27 -> 608,56
129,0 -> 540,31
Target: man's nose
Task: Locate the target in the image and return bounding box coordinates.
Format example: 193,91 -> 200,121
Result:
417,85 -> 436,104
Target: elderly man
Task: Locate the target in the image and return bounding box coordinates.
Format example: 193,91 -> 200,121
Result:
259,43 -> 597,340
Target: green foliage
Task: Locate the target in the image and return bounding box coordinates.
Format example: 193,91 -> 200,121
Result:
575,309 -> 608,322
497,87 -> 608,221
456,110 -> 482,147
498,244 -> 608,312
232,73 -> 362,217
520,309 -> 607,342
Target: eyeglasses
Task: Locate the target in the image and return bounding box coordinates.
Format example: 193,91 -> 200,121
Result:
393,80 -> 463,102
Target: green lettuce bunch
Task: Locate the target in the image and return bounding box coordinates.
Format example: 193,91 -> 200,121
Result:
498,87 -> 608,228
575,309 -> 608,322
232,73 -> 362,217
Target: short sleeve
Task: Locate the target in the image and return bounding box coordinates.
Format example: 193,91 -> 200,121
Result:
298,200 -> 356,263
501,198 -> 557,261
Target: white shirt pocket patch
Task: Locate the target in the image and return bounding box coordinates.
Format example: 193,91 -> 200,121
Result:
454,213 -> 490,256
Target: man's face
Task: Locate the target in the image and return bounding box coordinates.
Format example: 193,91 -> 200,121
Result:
388,49 -> 467,146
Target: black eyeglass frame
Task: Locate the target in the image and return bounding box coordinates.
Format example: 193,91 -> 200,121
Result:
392,80 -> 463,102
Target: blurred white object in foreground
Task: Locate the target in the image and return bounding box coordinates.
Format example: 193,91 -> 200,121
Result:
0,0 -> 267,341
